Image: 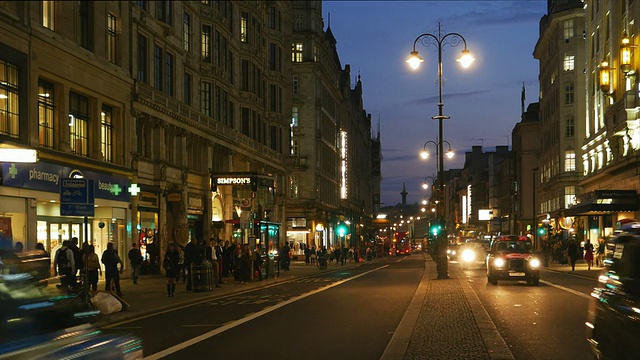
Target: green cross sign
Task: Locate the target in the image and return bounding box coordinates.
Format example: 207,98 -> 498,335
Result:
8,164 -> 17,179
110,184 -> 122,196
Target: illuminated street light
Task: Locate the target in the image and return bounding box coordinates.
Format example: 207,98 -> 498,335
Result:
407,22 -> 473,279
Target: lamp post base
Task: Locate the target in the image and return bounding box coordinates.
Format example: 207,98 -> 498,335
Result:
436,237 -> 449,279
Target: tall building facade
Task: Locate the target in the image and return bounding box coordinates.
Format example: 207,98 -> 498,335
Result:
533,0 -> 586,244
287,1 -> 375,253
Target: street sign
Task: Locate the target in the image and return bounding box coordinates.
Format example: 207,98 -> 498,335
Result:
60,179 -> 95,216
240,211 -> 252,229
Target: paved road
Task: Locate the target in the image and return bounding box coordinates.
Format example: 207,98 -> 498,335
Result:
457,260 -> 595,360
104,256 -> 422,359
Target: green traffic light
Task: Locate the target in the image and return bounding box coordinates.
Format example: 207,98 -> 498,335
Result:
538,227 -> 546,235
337,222 -> 349,237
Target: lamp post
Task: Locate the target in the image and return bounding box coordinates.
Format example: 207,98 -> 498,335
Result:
407,23 -> 474,279
421,175 -> 436,190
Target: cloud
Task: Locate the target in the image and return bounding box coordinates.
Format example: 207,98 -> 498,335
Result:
441,1 -> 544,27
404,89 -> 490,106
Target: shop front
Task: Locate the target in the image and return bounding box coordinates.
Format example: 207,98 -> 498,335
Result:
0,161 -> 131,267
136,189 -> 160,274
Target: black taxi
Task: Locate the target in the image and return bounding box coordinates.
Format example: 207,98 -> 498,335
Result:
486,235 -> 541,286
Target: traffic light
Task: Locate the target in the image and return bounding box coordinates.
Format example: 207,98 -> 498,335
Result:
537,227 -> 546,236
336,222 -> 349,237
430,223 -> 442,237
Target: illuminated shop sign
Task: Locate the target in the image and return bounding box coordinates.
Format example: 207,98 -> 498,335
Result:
216,177 -> 252,185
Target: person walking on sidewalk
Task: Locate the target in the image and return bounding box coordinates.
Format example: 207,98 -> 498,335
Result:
596,238 -> 605,267
208,239 -> 221,288
253,244 -> 263,281
128,242 -> 142,285
163,243 -> 179,297
176,245 -> 186,283
184,238 -> 199,291
54,240 -> 75,292
215,240 -> 224,284
566,238 -> 580,272
280,242 -> 291,271
84,245 -> 101,292
101,242 -> 123,296
584,240 -> 594,270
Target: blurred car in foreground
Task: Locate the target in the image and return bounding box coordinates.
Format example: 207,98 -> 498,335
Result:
459,242 -> 487,270
447,244 -> 461,261
0,324 -> 143,359
486,235 -> 540,286
586,226 -> 640,359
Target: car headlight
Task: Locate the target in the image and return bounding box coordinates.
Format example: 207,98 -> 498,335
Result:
447,249 -> 452,254
451,250 -> 457,256
461,249 -> 475,262
493,258 -> 505,267
529,258 -> 541,268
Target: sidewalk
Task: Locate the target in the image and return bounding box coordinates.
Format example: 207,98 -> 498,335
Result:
544,259 -> 603,280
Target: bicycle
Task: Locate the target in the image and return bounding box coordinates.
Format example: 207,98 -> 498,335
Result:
316,255 -> 327,269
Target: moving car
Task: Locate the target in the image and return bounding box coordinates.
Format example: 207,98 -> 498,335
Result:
459,242 -> 487,270
486,236 -> 540,285
586,225 -> 640,359
446,244 -> 461,261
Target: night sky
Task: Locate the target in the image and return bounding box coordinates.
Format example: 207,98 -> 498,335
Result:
322,0 -> 546,206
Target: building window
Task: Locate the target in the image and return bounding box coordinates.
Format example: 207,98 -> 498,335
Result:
79,1 -> 92,50
270,125 -> 277,151
563,19 -> 574,40
201,81 -> 211,116
42,1 -> 55,30
268,6 -> 278,30
289,175 -> 299,199
294,14 -> 303,31
292,43 -> 303,62
165,52 -> 174,96
0,60 -> 19,138
183,72 -> 191,105
269,43 -> 277,70
183,13 -> 191,52
240,12 -> 248,43
270,84 -> 277,111
564,150 -> 576,172
154,45 -> 163,90
69,93 -> 89,156
291,107 -> 298,126
241,59 -> 249,91
38,80 -> 55,148
564,186 -> 575,208
563,54 -> 574,71
241,107 -> 250,136
156,1 -> 171,24
101,105 -> 113,162
565,116 -> 574,137
564,82 -> 574,104
107,14 -> 117,63
214,85 -> 221,121
137,34 -> 148,83
201,25 -> 211,62
136,0 -> 147,11
292,76 -> 298,95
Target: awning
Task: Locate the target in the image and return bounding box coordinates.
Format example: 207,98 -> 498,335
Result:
564,190 -> 639,216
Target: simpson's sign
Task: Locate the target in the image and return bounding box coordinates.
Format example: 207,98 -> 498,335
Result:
216,177 -> 252,185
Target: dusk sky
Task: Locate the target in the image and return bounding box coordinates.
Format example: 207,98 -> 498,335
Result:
322,0 -> 547,206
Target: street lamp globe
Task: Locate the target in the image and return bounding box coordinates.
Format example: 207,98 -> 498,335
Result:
456,49 -> 475,68
406,51 -> 424,70
419,150 -> 429,159
445,148 -> 454,159
422,182 -> 429,190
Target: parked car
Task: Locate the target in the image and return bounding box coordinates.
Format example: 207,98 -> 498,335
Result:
486,235 -> 540,285
586,227 -> 640,359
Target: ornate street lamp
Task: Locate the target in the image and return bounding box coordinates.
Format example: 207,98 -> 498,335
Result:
599,59 -> 611,94
620,32 -> 633,75
420,140 -> 454,160
422,175 -> 436,190
407,23 -> 473,279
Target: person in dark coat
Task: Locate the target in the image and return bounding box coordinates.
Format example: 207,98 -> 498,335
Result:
280,242 -> 291,271
163,243 -> 179,297
101,242 -> 123,296
566,238 -> 580,271
184,238 -> 199,291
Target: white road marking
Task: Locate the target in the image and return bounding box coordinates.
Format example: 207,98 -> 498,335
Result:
540,280 -> 592,300
144,265 -> 389,359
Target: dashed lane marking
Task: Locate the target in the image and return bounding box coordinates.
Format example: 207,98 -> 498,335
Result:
540,280 -> 592,300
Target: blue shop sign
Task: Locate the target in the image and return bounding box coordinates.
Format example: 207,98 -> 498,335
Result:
1,162 -> 130,202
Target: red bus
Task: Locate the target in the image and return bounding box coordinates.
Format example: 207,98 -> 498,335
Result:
393,231 -> 412,255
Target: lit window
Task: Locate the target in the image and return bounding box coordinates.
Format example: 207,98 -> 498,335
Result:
0,60 -> 19,138
564,150 -> 576,172
38,80 -> 55,148
101,105 -> 113,162
107,14 -> 117,63
69,93 -> 89,156
289,175 -> 299,199
292,43 -> 303,62
563,19 -> 573,40
42,1 -> 55,30
563,54 -> 574,71
240,12 -> 248,43
201,25 -> 211,62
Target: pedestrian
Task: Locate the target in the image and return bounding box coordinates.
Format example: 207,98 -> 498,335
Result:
234,243 -> 243,282
304,246 -> 310,265
184,237 -> 199,291
253,244 -> 263,281
163,243 -> 179,297
215,240 -> 224,284
584,240 -> 594,270
101,242 -> 124,296
209,239 -> 221,287
240,244 -> 252,284
280,242 -> 291,271
84,245 -> 101,292
310,246 -> 317,265
596,238 -> 606,267
566,238 -> 580,272
54,240 -> 75,292
176,245 -> 186,283
35,242 -> 48,256
128,242 -> 143,284
69,237 -> 83,288
14,241 -> 23,252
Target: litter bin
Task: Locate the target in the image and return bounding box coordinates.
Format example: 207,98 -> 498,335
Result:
191,260 -> 213,292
